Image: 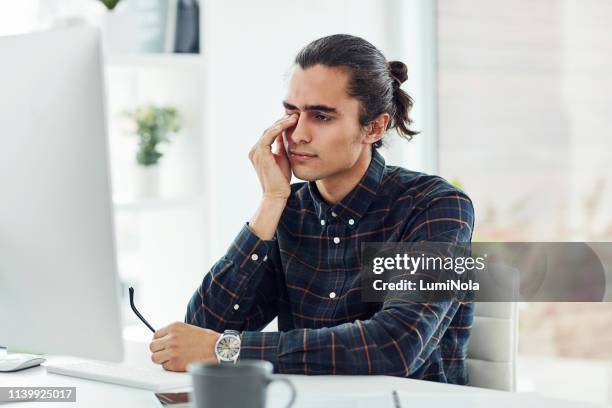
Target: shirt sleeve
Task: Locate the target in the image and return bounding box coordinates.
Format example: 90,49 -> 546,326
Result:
240,190 -> 474,375
184,223 -> 281,333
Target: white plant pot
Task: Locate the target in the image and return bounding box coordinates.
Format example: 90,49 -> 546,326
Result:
136,165 -> 160,199
102,4 -> 141,54
102,0 -> 168,54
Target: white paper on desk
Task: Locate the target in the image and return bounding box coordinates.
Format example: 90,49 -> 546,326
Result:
396,392 -> 605,408
267,391 -> 395,408
398,393 -> 501,408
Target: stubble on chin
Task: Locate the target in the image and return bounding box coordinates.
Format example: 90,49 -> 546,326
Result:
292,170 -> 315,182
292,165 -> 324,182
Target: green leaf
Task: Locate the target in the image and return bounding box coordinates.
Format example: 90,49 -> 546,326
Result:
124,104 -> 182,166
98,0 -> 121,11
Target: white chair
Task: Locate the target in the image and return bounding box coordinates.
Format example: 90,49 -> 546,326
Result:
466,301 -> 519,391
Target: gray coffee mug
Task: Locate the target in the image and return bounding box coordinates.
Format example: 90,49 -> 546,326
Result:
187,360 -> 296,408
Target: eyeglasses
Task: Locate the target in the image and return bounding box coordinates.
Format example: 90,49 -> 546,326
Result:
128,287 -> 156,333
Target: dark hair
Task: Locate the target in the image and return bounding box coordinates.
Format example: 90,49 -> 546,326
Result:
294,34 -> 418,148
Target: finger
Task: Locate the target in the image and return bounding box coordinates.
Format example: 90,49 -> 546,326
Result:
271,113 -> 298,127
162,360 -> 183,372
153,327 -> 168,339
149,338 -> 166,353
259,114 -> 298,148
151,349 -> 171,365
261,115 -> 295,146
153,321 -> 179,339
275,134 -> 290,160
272,134 -> 282,155
271,114 -> 290,127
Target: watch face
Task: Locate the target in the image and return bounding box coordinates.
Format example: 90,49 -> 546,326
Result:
216,335 -> 240,361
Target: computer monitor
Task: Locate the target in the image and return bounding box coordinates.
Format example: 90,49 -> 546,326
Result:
0,25 -> 124,362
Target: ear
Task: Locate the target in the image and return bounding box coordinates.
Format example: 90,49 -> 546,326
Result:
362,112 -> 390,146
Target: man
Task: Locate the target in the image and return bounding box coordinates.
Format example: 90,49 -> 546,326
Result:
149,34 -> 474,384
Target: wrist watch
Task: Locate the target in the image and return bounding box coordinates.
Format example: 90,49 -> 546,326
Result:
214,330 -> 241,364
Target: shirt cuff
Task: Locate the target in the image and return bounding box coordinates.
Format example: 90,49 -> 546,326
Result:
240,331 -> 281,367
225,223 -> 273,275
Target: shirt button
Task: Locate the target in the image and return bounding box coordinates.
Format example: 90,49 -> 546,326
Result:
320,219 -> 326,226
331,211 -> 338,217
329,292 -> 336,299
333,237 -> 340,244
233,304 -> 240,310
251,253 -> 259,261
348,218 -> 355,225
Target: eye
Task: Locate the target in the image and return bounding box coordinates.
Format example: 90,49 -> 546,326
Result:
314,113 -> 330,122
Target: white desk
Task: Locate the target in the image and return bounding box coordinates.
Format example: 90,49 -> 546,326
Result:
0,341 -> 608,408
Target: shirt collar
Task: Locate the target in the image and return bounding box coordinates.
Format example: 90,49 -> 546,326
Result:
307,149 -> 386,226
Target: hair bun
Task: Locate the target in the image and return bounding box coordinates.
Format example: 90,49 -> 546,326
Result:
388,60 -> 408,85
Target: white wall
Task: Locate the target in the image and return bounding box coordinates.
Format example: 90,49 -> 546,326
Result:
0,0 -> 437,328
0,1 -> 40,35
200,0 -> 437,260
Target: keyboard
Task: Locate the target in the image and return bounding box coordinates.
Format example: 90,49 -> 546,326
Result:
45,360 -> 192,392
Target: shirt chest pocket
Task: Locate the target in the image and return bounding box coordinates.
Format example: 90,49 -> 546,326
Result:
327,272 -> 374,323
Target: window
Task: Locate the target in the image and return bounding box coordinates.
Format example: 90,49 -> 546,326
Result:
437,0 -> 612,402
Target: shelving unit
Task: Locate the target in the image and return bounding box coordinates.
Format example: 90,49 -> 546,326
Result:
105,52 -> 205,70
102,32 -> 208,324
112,194 -> 205,212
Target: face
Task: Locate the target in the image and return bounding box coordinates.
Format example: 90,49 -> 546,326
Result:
283,64 -> 370,181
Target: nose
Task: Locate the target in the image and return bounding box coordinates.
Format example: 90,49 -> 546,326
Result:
287,114 -> 311,144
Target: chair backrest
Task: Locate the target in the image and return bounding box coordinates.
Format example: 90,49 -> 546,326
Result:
466,301 -> 518,391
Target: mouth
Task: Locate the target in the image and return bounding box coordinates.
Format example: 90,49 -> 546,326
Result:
289,150 -> 318,162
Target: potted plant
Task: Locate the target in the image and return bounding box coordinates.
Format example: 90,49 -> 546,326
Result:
124,105 -> 181,198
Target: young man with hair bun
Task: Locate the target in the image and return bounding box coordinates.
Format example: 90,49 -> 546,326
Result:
150,34 -> 474,385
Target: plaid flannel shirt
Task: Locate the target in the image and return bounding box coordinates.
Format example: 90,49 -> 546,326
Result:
186,149 -> 475,384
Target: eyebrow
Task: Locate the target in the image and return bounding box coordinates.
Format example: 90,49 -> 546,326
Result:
283,101 -> 338,114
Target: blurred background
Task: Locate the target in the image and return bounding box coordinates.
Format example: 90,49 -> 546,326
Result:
1,0 -> 610,404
